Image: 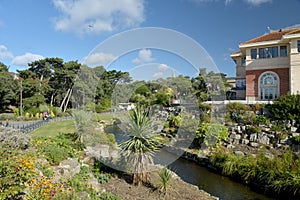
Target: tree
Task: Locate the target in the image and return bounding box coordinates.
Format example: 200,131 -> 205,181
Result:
95,70 -> 131,111
119,107 -> 161,186
0,63 -> 18,111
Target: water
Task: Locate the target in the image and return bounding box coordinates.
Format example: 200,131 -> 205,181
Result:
155,150 -> 275,200
107,125 -> 275,200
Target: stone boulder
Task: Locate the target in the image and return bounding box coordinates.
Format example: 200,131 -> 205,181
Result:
56,158 -> 81,179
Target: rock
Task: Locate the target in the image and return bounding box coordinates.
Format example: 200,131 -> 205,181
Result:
233,139 -> 240,145
56,158 -> 81,179
226,144 -> 235,149
234,151 -> 244,156
88,175 -> 102,193
241,126 -> 246,131
291,127 -> 299,133
280,138 -> 289,144
250,142 -> 259,148
249,133 -> 257,142
292,132 -> 300,137
85,144 -> 111,159
230,133 -> 241,140
258,135 -> 270,145
242,139 -> 249,145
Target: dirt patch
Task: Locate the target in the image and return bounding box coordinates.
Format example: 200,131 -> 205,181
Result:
101,171 -> 217,200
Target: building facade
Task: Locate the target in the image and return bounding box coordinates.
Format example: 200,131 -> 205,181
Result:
231,27 -> 300,101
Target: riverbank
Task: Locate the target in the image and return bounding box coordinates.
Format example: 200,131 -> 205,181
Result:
101,169 -> 218,200
163,145 -> 299,200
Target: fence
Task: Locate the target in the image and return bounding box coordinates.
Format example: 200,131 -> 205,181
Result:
1,116 -> 73,134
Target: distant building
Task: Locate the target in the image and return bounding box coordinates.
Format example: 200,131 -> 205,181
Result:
231,26 -> 300,101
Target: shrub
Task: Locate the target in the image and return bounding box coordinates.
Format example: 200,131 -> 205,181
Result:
0,148 -> 37,199
0,127 -> 31,149
253,115 -> 270,125
291,136 -> 300,145
268,94 -> 300,122
195,123 -> 228,147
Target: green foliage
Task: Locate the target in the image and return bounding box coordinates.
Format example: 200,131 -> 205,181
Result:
72,110 -> 93,142
119,107 -> 162,186
268,94 -> 300,122
157,167 -> 173,196
194,123 -> 229,147
270,121 -> 286,132
291,136 -> 300,145
68,166 -> 99,199
248,126 -> 262,133
0,147 -> 37,199
253,115 -> 270,125
95,99 -> 112,113
0,70 -> 18,111
210,148 -> 300,196
31,133 -> 83,165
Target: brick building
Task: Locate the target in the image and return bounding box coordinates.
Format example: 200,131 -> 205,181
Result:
231,26 -> 300,101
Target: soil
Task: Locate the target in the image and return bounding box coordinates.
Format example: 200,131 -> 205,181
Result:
101,171 -> 217,200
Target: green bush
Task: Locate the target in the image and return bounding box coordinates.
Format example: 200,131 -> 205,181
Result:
253,115 -> 270,125
248,126 -> 262,133
0,147 -> 37,199
268,94 -> 300,122
291,136 -> 300,145
42,144 -> 69,165
210,148 -> 300,196
194,123 -> 228,147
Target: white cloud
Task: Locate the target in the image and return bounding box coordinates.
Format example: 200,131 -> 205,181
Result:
189,0 -> 272,5
84,52 -> 116,67
12,53 -> 44,66
244,0 -> 272,6
52,0 -> 145,35
158,64 -> 169,71
0,45 -> 13,59
132,49 -> 155,64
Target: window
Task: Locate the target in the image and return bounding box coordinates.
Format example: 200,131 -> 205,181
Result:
280,46 -> 287,57
259,72 -> 279,100
241,57 -> 246,66
259,47 -> 278,58
298,40 -> 300,52
251,49 -> 257,59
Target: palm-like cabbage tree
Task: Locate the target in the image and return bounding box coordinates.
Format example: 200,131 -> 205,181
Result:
119,107 -> 161,186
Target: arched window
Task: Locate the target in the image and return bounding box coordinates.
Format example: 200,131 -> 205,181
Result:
259,72 -> 279,100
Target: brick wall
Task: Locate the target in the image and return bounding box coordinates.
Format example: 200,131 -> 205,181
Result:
246,68 -> 289,99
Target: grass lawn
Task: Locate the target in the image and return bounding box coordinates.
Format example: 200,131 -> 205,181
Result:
30,120 -> 76,137
30,113 -> 114,137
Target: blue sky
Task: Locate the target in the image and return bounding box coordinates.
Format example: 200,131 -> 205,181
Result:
1,0 -> 300,78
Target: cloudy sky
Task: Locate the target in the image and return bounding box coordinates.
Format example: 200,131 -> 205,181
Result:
1,0 -> 300,78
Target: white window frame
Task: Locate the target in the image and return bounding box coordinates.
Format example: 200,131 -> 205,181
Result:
258,71 -> 280,101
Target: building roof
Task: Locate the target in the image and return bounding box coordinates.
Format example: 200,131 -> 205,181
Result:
241,27 -> 300,45
230,50 -> 242,56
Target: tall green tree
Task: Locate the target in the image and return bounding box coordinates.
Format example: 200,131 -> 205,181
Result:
0,63 -> 18,111
95,70 -> 131,111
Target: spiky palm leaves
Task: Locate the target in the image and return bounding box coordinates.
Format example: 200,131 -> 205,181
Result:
119,107 -> 161,186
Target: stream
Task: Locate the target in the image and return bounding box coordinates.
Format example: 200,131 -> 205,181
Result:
106,125 -> 275,200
